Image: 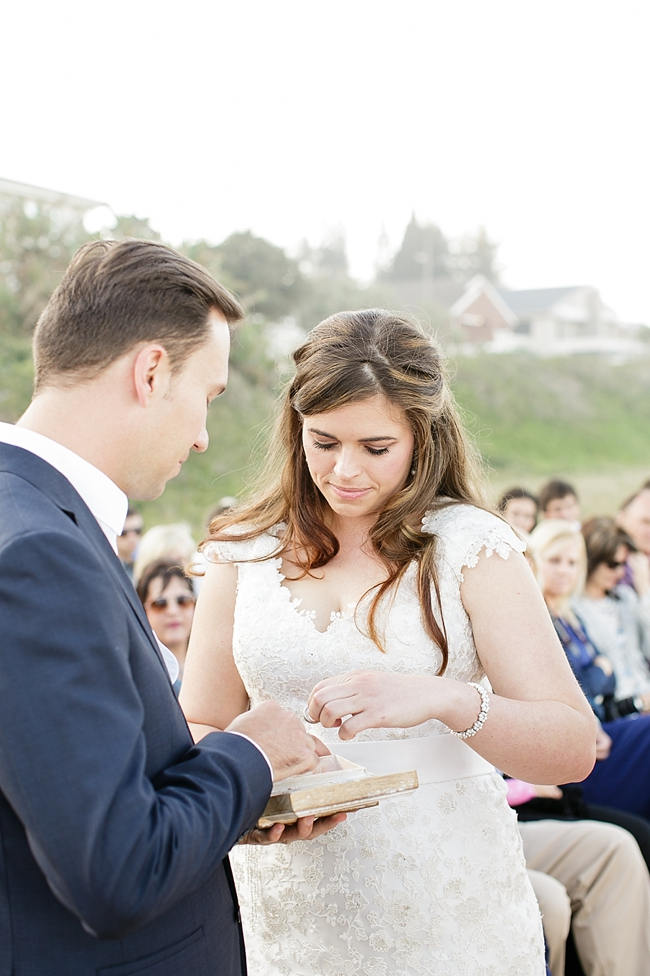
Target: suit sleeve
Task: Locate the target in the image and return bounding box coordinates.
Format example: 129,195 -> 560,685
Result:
0,527 -> 272,938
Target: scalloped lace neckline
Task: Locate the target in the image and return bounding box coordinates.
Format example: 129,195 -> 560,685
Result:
272,557 -> 357,635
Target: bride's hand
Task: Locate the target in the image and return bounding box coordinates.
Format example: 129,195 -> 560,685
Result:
240,812 -> 347,845
306,671 -> 437,740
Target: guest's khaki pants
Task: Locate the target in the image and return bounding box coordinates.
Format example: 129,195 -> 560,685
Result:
522,818 -> 650,976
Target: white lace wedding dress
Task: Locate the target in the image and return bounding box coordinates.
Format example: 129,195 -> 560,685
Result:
215,504 -> 545,975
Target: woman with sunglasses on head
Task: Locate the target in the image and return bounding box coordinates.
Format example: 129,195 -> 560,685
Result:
136,559 -> 196,685
180,309 -> 595,976
573,517 -> 650,708
528,519 -> 650,820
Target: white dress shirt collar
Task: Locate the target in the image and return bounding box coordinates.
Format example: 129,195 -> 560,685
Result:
0,422 -> 128,551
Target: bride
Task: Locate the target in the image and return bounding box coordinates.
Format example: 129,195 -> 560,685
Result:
180,309 -> 595,975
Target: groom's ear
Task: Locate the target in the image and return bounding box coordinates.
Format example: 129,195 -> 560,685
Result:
131,344 -> 172,407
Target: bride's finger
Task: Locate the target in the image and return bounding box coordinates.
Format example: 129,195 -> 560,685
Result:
317,695 -> 363,729
310,671 -> 360,695
311,682 -> 359,713
336,711 -> 372,741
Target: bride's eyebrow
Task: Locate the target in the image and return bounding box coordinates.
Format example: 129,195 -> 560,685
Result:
307,427 -> 337,439
359,436 -> 398,443
307,427 -> 397,443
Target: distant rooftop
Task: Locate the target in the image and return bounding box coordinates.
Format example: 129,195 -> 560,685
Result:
498,286 -> 583,317
0,176 -> 107,211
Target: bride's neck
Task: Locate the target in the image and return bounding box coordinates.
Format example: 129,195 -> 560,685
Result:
328,514 -> 378,556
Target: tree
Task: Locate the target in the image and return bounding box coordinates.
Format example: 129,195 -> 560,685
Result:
452,226 -> 501,284
299,230 -> 349,278
379,216 -> 502,289
0,199 -> 89,336
211,230 -> 305,320
110,214 -> 162,241
381,214 -> 451,282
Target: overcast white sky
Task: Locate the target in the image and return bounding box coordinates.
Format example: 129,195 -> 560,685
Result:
3,0 -> 650,323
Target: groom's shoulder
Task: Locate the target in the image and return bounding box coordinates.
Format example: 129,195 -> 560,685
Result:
0,455 -> 82,553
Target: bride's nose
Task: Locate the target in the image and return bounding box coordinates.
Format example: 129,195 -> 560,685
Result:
333,447 -> 361,479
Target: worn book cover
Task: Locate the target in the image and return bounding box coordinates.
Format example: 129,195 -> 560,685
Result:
257,755 -> 419,826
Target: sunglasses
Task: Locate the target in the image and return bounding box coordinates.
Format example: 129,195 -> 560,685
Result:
605,560 -> 626,570
147,595 -> 195,611
121,526 -> 143,537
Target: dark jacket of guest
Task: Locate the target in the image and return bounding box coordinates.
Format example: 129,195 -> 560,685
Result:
553,614 -> 641,722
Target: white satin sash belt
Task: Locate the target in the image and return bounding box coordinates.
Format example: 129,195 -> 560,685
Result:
334,734 -> 494,786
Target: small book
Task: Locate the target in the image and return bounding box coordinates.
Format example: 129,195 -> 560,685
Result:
257,755 -> 419,826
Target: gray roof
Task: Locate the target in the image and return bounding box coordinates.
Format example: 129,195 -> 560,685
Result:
498,286 -> 582,317
0,177 -> 106,211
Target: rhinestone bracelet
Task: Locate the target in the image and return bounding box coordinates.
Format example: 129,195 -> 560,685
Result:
450,682 -> 490,739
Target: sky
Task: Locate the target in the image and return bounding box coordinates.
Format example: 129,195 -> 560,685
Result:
3,0 -> 650,323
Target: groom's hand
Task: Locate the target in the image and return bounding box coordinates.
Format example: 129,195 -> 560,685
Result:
227,701 -> 330,780
240,812 -> 348,846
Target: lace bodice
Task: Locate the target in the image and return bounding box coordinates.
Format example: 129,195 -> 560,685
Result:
212,504 -> 525,748
214,504 -> 543,975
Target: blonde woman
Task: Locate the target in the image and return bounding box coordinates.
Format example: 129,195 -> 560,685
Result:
528,519 -> 650,820
181,310 -> 594,975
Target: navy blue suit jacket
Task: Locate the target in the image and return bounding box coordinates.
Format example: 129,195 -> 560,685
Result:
0,443 -> 272,975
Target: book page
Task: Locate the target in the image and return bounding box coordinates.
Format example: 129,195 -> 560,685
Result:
269,755 -> 366,796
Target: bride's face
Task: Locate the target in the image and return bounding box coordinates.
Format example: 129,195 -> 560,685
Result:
301,393 -> 415,525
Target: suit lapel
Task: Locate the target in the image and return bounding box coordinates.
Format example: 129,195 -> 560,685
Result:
77,504 -> 172,675
0,443 -> 170,678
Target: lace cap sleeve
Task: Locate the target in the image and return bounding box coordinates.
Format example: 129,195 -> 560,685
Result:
422,503 -> 525,582
202,525 -> 282,565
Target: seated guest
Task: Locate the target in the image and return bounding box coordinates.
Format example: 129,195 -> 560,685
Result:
574,517 -> 650,703
528,519 -> 650,821
207,496 -> 238,521
617,481 -> 650,596
117,506 -> 143,579
516,808 -> 650,976
133,522 -> 198,587
538,479 -> 581,525
497,486 -> 539,535
136,560 -> 196,685
193,499 -> 240,578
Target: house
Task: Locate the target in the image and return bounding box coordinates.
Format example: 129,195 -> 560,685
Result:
0,177 -> 111,225
450,275 -> 623,354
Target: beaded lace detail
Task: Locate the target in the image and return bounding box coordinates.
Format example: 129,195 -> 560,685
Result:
216,504 -> 543,975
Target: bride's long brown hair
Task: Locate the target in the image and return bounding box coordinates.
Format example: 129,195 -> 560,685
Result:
203,309 -> 484,673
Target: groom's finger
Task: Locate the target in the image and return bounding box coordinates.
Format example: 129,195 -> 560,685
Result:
309,734 -> 332,757
280,813 -> 347,843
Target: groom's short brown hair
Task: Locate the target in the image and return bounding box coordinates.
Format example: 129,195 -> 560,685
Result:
33,239 -> 244,391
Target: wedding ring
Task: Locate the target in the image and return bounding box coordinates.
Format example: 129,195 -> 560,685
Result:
303,705 -> 319,724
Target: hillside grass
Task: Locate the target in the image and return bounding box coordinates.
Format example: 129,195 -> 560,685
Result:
2,343 -> 648,535
451,351 -> 650,514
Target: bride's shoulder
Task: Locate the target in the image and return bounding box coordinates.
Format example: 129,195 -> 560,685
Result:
421,502 -> 525,574
202,522 -> 284,564
422,501 -> 500,536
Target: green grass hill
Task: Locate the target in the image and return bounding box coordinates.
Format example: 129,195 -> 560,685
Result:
2,340 -> 648,534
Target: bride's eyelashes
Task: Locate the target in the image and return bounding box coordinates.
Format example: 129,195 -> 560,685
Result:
312,441 -> 390,457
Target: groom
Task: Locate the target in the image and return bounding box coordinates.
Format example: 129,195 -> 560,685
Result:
0,240 -> 331,975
